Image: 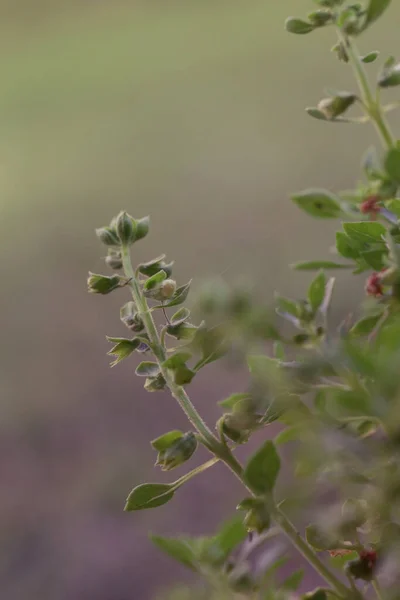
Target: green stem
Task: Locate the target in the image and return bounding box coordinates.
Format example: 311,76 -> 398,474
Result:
121,245 -> 219,452
372,580 -> 384,600
338,30 -> 395,149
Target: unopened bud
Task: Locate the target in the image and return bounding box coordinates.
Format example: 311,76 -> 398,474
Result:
308,9 -> 333,27
144,374 -> 167,392
135,216 -> 150,241
96,226 -> 120,247
346,550 -> 377,581
160,279 -> 177,300
379,63 -> 400,88
105,252 -> 123,270
317,93 -> 356,120
87,272 -> 123,294
156,432 -> 197,470
115,211 -> 136,246
237,498 -> 270,534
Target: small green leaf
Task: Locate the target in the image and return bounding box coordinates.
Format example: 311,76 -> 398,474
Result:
151,430 -> 183,452
160,281 -> 192,308
214,517 -> 248,559
275,294 -> 300,317
218,393 -> 252,410
170,307 -> 191,325
360,248 -> 386,270
379,62 -> 400,88
306,107 -> 329,121
173,365 -> 196,385
285,17 -> 315,34
292,260 -> 351,270
385,148 -> 400,183
106,337 -> 141,366
350,314 -> 381,336
308,271 -> 326,313
243,440 -> 280,495
292,189 -> 342,219
385,199 -> 400,217
125,483 -> 175,511
138,255 -> 174,278
362,0 -> 392,31
163,352 -> 192,369
361,50 -> 379,63
143,270 -> 167,291
343,221 -> 386,244
275,425 -> 304,445
336,232 -> 360,260
135,361 -> 160,377
150,535 -> 196,570
144,374 -> 167,392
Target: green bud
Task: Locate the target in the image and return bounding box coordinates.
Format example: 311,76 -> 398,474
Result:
120,301 -> 145,332
115,211 -> 136,246
237,498 -> 270,534
96,226 -> 120,247
135,216 -> 150,241
144,373 -> 167,392
139,255 -> 174,278
166,322 -> 198,340
317,93 -> 356,119
160,279 -> 177,300
332,42 -> 349,63
105,251 -> 123,270
308,9 -> 333,27
345,557 -> 374,581
87,272 -> 123,294
316,0 -> 344,6
285,17 -> 315,35
218,414 -> 250,444
155,432 -> 197,470
379,62 -> 400,88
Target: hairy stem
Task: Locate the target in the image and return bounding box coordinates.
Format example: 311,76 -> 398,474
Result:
338,30 -> 395,149
121,245 -> 219,452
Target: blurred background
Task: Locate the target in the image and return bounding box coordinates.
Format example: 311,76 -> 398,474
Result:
1,1 -> 399,598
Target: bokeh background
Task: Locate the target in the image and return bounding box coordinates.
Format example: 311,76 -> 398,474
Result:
1,1 -> 399,598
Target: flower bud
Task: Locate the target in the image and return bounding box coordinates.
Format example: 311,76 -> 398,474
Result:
308,9 -> 333,27
317,93 -> 356,120
105,251 -> 123,270
378,62 -> 400,88
115,211 -> 136,246
345,550 -> 377,581
237,498 -> 271,534
96,226 -> 120,247
135,216 -> 150,241
87,272 -> 123,294
156,432 -> 197,471
144,373 -> 167,392
160,279 -> 177,300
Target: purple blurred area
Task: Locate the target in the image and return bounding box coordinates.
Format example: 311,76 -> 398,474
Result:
1,1 -> 400,598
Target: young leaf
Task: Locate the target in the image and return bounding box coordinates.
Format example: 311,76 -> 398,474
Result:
336,232 -> 360,260
285,17 -> 315,34
125,483 -> 175,511
292,189 -> 342,219
151,430 -> 184,452
106,337 -> 141,367
362,0 -> 392,32
138,255 -> 174,278
163,352 -> 192,369
281,569 -> 304,591
243,440 -> 281,495
343,221 -> 386,244
306,107 -> 330,121
150,535 -> 196,570
305,524 -> 341,551
361,51 -> 379,63
170,307 -> 191,325
292,261 -> 352,270
385,148 -> 400,183
308,271 -> 326,313
173,365 -> 196,385
135,361 -> 160,377
143,270 -> 167,291
218,392 -> 252,410
214,517 -> 248,559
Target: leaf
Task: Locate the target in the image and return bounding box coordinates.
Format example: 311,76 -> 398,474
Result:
275,425 -> 304,445
350,314 -> 382,336
125,483 -> 175,511
385,148 -> 400,183
214,517 -> 248,559
170,307 -> 191,325
285,17 -> 314,34
218,392 -> 252,410
360,248 -> 386,270
343,221 -> 386,244
336,232 -> 360,260
362,0 -> 392,31
160,281 -> 192,308
138,255 -> 174,278
281,569 -> 304,591
151,430 -> 183,452
306,107 -> 329,121
292,189 -> 342,219
292,260 -> 352,270
173,365 -> 196,385
275,294 -> 300,317
150,535 -> 196,570
143,270 -> 167,291
308,271 -> 326,313
163,352 -> 192,369
135,361 -> 160,377
243,440 -> 280,495
361,51 -> 379,63
106,337 -> 141,367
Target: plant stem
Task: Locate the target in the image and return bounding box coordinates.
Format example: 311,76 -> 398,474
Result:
337,30 -> 395,149
121,246 -> 352,599
121,245 -> 219,452
372,580 -> 384,600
